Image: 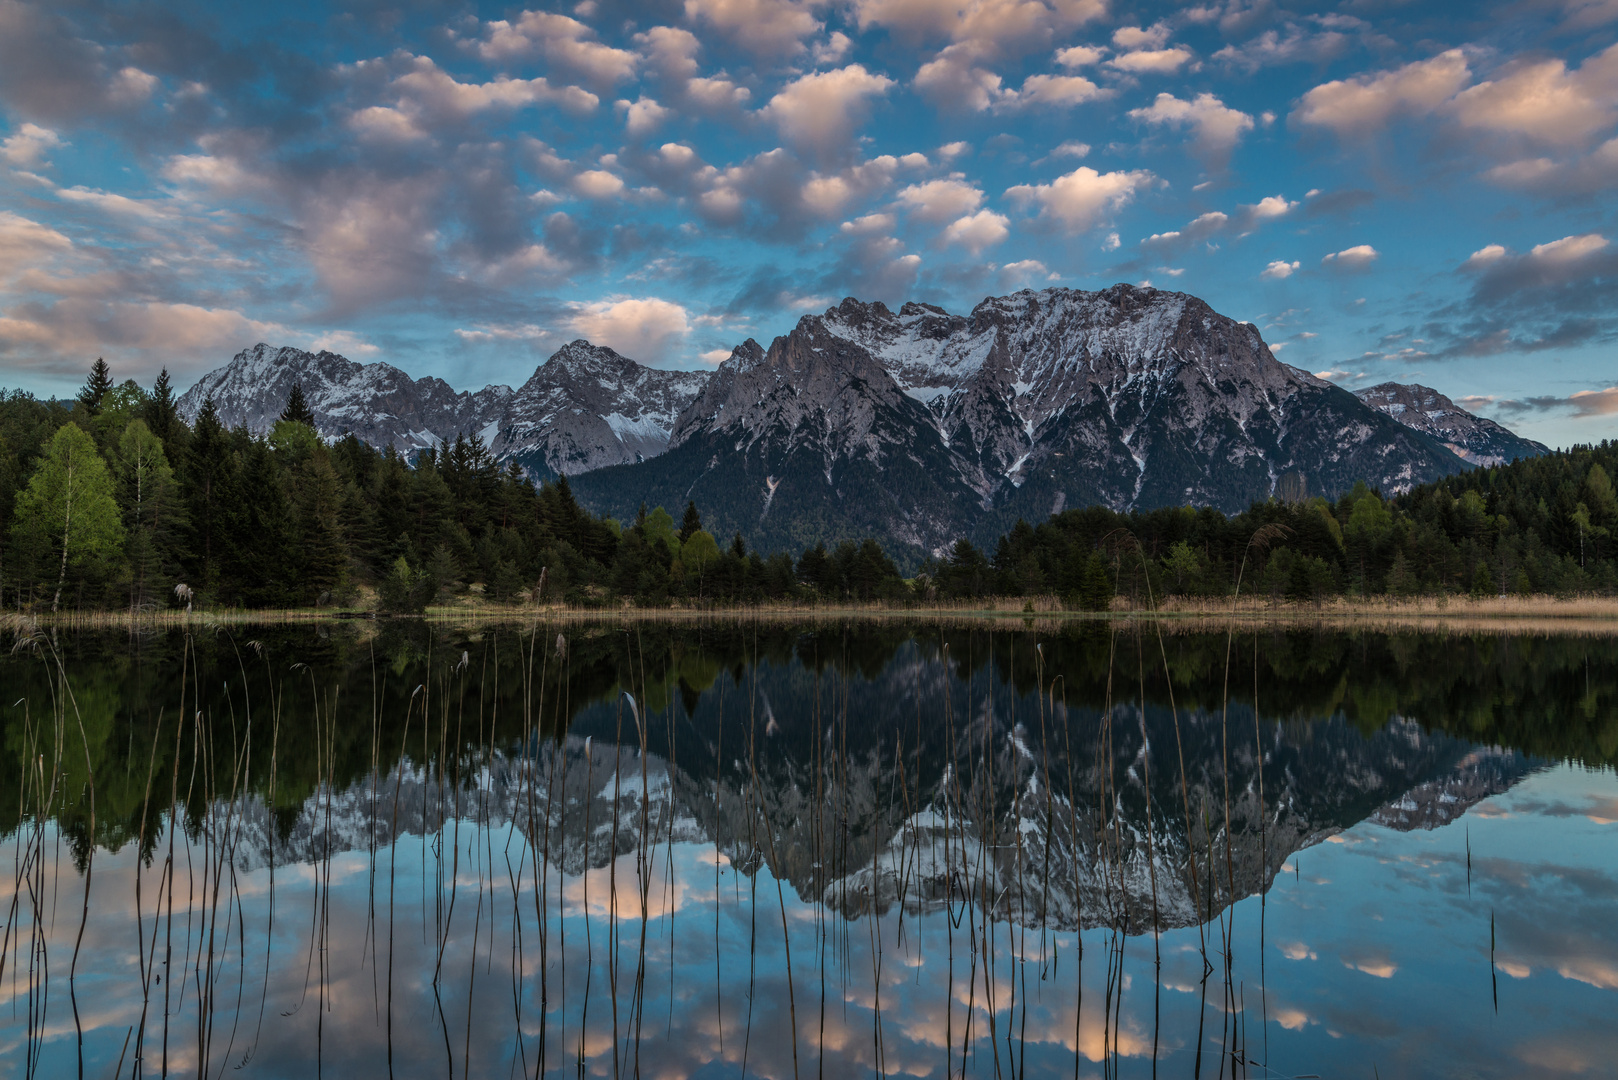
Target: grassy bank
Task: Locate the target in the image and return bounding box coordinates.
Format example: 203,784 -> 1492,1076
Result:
11,591 -> 1618,636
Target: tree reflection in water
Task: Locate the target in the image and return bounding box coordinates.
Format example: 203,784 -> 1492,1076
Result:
1,619 -> 1615,1078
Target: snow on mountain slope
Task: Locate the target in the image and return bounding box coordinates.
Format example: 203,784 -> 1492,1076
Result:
176,343 -> 512,454
489,340 -> 708,477
176,340 -> 708,471
1355,382 -> 1548,467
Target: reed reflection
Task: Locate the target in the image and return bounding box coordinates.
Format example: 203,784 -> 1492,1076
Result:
1,618 -> 1614,1078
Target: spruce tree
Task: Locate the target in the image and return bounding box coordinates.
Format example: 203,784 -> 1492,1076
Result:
679,500 -> 702,542
294,452 -> 348,603
280,382 -> 315,427
184,397 -> 235,593
77,358 -> 113,416
142,368 -> 188,465
11,422 -> 125,611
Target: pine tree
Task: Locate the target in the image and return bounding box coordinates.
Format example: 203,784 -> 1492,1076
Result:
77,358 -> 113,417
280,382 -> 315,427
11,422 -> 125,611
679,500 -> 702,543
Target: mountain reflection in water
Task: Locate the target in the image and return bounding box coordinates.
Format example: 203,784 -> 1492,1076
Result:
1,620 -> 1614,1078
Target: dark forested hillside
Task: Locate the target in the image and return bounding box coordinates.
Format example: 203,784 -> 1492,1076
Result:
2,361 -> 1614,612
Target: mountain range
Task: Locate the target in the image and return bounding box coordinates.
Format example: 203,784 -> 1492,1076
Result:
176,285 -> 1546,557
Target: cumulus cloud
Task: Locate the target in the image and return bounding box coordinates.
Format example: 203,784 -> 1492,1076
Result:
942,210 -> 1010,253
0,0 -> 162,125
0,298 -> 284,377
1462,233 -> 1614,299
684,0 -> 823,57
1130,92 -> 1254,165
1451,43 -> 1618,146
813,32 -> 853,66
1261,259 -> 1300,279
1,122 -> 64,167
996,258 -> 1052,288
840,212 -> 896,234
1462,243 -> 1508,269
895,178 -> 985,222
1014,73 -> 1108,108
1107,47 -> 1195,74
1139,210 -> 1227,253
617,96 -> 671,136
1112,23 -> 1169,49
637,26 -> 702,82
465,11 -> 637,85
1294,49 -> 1471,135
691,148 -> 902,235
0,211 -> 73,262
1214,24 -> 1354,72
763,65 -> 894,157
1482,137 -> 1618,197
1055,45 -> 1105,68
565,296 -> 691,361
573,169 -> 626,198
1321,244 -> 1378,268
851,0 -> 1107,58
914,45 -> 1010,111
1005,166 -> 1156,232
384,55 -> 599,124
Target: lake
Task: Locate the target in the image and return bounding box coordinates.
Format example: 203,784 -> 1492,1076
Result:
2,617 -> 1615,1078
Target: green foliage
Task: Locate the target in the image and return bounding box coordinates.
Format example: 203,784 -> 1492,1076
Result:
4,367 -> 1618,611
11,422 -> 125,610
280,382 -> 315,426
115,419 -> 184,610
76,358 -> 113,416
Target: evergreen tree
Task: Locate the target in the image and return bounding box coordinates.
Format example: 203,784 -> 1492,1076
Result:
77,358 -> 113,417
221,440 -> 294,606
115,419 -> 183,611
0,433 -> 20,608
142,368 -> 188,467
11,423 -> 124,611
679,500 -> 702,542
280,382 -> 315,427
183,398 -> 235,595
293,451 -> 348,603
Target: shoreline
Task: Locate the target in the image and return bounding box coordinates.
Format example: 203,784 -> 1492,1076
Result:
8,593 -> 1618,635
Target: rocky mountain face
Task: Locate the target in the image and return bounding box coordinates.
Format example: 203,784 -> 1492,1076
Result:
179,288 -> 1549,557
488,340 -> 708,478
176,343 -> 514,455
176,340 -> 706,473
574,286 -> 1473,556
1354,382 -> 1549,467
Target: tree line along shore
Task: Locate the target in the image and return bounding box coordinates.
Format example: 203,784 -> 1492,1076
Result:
3,359 -> 1617,615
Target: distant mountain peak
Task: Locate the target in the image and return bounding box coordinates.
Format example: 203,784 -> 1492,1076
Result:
493,339 -> 708,477
573,284 -> 1476,558
1354,381 -> 1548,466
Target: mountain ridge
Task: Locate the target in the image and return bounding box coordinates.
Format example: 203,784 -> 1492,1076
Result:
174,285 -> 1546,557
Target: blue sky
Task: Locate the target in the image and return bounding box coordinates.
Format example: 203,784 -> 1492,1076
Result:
0,0 -> 1615,447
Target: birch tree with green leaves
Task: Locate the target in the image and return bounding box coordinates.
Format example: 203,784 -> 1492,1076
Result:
11,422 -> 124,611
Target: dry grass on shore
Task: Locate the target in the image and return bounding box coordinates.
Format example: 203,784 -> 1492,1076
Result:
10,590 -> 1618,637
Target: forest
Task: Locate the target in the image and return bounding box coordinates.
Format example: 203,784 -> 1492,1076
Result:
2,358 -> 1616,612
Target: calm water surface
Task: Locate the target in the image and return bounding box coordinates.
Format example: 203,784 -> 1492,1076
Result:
2,619 -> 1615,1078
